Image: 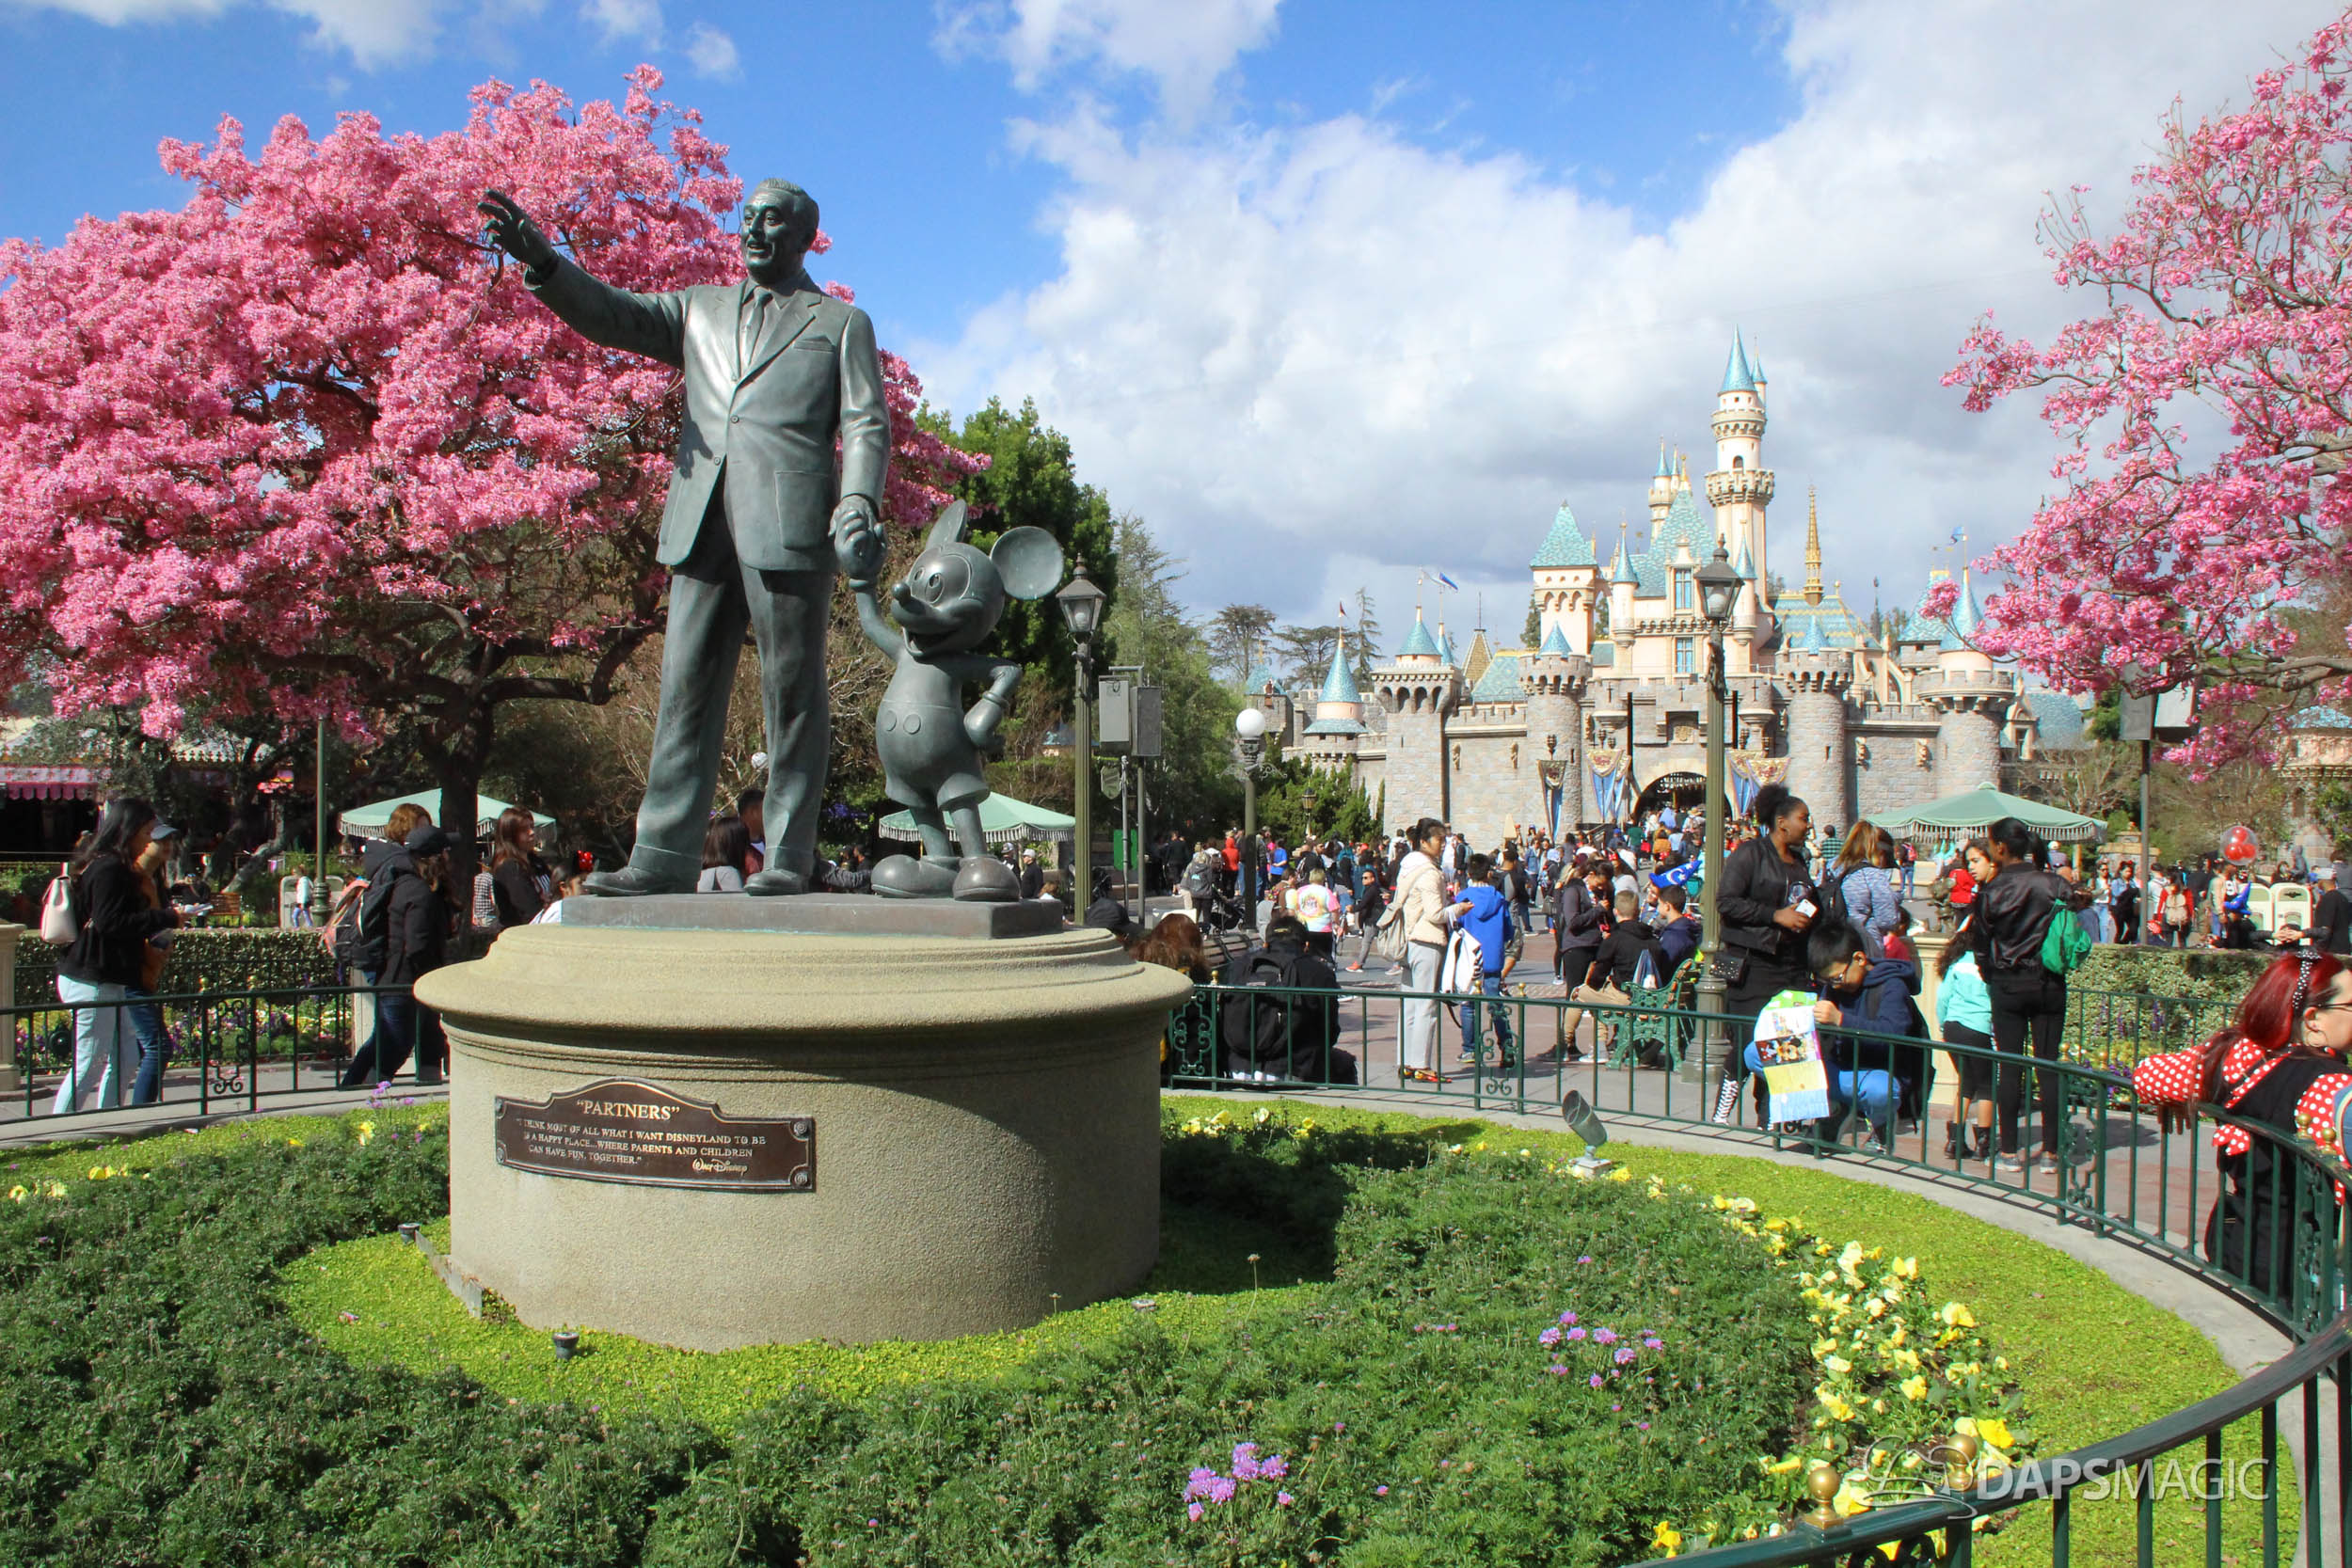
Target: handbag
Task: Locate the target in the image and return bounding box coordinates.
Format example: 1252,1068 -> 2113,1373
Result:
1708,949 -> 1749,986
1373,864 -> 1429,963
39,866 -> 76,946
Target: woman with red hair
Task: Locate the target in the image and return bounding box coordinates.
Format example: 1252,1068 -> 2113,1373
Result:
2133,950 -> 2352,1291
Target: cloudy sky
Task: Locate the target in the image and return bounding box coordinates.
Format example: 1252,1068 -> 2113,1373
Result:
1,0 -> 2340,651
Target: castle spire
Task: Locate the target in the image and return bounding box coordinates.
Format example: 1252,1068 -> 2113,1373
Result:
1803,484 -> 1823,607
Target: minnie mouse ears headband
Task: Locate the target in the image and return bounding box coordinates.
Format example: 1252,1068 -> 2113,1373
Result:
2291,950 -> 2322,1020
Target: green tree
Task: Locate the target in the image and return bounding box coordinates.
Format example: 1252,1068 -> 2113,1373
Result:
1253,752 -> 1381,847
1272,625 -> 1343,691
1349,589 -> 1383,677
921,398 -> 1120,708
1523,592 -> 1543,650
1097,515 -> 1242,837
1206,604 -> 1277,687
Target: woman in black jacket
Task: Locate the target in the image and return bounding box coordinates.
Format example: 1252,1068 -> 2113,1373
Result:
1709,784 -> 1819,1124
342,825 -> 457,1088
486,806 -> 548,929
1974,816 -> 2070,1174
53,798 -> 178,1115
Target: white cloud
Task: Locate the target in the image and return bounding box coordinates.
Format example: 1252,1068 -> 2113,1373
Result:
926,0 -> 2349,637
580,0 -> 657,43
936,0 -> 1279,118
8,0 -> 448,65
682,19 -> 737,79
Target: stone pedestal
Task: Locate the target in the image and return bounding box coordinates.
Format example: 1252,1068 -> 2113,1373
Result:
0,922 -> 21,1092
417,897 -> 1189,1352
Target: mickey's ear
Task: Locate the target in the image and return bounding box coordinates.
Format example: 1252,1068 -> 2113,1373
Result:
991,527 -> 1064,601
926,499 -> 969,551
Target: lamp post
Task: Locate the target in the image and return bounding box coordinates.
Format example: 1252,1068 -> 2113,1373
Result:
308,716 -> 330,927
1690,539 -> 1743,1085
1234,707 -> 1268,917
1056,563 -> 1107,916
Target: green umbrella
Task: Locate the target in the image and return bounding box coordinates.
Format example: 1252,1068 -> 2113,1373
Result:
336,790 -> 553,841
879,794 -> 1076,846
1877,783 -> 2106,846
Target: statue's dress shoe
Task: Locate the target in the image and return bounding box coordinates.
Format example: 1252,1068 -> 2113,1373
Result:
581,864 -> 695,897
872,854 -> 960,899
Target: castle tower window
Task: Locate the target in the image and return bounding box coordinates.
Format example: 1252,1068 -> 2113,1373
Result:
1673,569 -> 1692,612
1676,637 -> 1694,675
1732,455 -> 1744,469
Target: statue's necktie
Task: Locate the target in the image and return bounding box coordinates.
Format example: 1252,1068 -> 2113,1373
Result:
739,289 -> 770,370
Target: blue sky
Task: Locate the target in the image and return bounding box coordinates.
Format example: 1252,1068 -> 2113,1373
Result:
0,0 -> 2339,638
0,2 -> 1799,357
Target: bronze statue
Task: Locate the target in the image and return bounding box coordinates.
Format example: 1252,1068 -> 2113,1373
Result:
478,180 -> 889,895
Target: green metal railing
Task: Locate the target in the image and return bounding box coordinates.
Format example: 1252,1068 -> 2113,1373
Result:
1171,976 -> 2352,1564
3,983 -> 403,1120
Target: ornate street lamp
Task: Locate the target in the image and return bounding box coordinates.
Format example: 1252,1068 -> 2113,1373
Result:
1056,564 -> 1107,914
1233,706 -> 1269,915
1689,539 -> 1744,1082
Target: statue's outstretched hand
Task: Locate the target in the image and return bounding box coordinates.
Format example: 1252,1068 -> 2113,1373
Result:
477,189 -> 558,274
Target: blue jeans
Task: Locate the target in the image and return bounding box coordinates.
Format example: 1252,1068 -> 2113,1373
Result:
1457,970 -> 1514,1055
52,975 -> 133,1115
1740,1043 -> 1896,1132
126,990 -> 170,1106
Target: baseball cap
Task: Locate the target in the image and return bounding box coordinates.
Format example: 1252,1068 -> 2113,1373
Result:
148,820 -> 180,842
404,825 -> 456,858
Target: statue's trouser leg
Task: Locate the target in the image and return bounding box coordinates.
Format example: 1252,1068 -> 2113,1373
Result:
747,563 -> 834,880
630,521 -> 750,881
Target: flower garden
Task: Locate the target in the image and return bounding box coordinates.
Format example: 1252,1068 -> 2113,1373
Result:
0,1097 -> 2284,1565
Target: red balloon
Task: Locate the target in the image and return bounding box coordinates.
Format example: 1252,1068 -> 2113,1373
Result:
2222,825 -> 2261,865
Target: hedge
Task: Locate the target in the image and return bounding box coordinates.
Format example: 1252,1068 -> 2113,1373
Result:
2073,945 -> 2267,1008
8,927 -> 339,1007
0,1102 -> 2036,1564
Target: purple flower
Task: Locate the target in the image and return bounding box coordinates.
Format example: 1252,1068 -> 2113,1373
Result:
1637,1421 -> 1651,1431
1185,1467 -> 1219,1501
1333,1421 -> 1345,1434
1643,1337 -> 1663,1350
1588,1373 -> 1606,1388
1616,1347 -> 1640,1365
1261,1453 -> 1289,1481
1277,1491 -> 1295,1507
1375,1485 -> 1390,1496
1593,1327 -> 1619,1344
1187,1502 -> 1204,1522
1559,1310 -> 1579,1326
1611,1402 -> 1622,1411
1538,1326 -> 1563,1347
1547,1363 -> 1570,1376
1209,1477 -> 1236,1504
865,1519 -> 879,1528
1232,1443 -> 1262,1481
1578,1255 -> 1594,1264
1565,1326 -> 1587,1340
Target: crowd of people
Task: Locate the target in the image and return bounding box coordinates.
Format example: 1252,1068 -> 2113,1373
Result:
34,784 -> 2352,1300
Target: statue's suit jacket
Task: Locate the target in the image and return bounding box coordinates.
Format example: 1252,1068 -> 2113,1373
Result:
528,257 -> 890,573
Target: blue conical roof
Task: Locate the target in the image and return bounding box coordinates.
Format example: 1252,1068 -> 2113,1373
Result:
1610,536 -> 1638,585
1434,627 -> 1458,666
1730,531 -> 1756,581
1721,328 -> 1757,394
1398,612 -> 1439,658
1952,572 -> 1984,640
1655,440 -> 1673,479
1530,503 -> 1596,568
1538,621 -> 1572,657
1799,610 -> 1830,654
1319,648 -> 1362,705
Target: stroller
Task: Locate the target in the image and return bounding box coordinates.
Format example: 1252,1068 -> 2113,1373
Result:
1201,888 -> 1251,933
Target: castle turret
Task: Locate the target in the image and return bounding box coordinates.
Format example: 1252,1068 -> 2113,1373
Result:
1784,609 -> 1853,831
1648,441 -> 1675,531
1730,531 -> 1759,642
1801,486 -> 1824,607
1706,328 -> 1774,594
1529,503 -> 1599,655
1521,627 -> 1591,825
1608,530 -> 1638,652
1374,610 -> 1463,832
1917,568 -> 2013,793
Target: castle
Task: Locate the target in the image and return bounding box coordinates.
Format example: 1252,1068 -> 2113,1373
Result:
1244,332 -> 2081,847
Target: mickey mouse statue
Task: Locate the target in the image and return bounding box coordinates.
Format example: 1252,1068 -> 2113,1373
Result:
837,499 -> 1065,900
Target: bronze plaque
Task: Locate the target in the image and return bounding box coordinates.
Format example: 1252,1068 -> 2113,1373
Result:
492,1079 -> 814,1193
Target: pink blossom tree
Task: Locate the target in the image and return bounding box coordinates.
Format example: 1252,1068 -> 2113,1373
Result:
0,68 -> 978,838
1946,10 -> 2352,768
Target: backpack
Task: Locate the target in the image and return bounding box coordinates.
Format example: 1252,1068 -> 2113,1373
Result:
1816,866 -> 1857,931
340,860 -> 410,977
1218,947 -> 1330,1080
2040,904 -> 2092,975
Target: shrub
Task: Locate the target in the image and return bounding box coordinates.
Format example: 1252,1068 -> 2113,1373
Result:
11,927 -> 342,1007
0,1103 -> 2026,1565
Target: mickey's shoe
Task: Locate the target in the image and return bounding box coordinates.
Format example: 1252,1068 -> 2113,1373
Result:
953,856 -> 1023,903
872,854 -> 960,899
